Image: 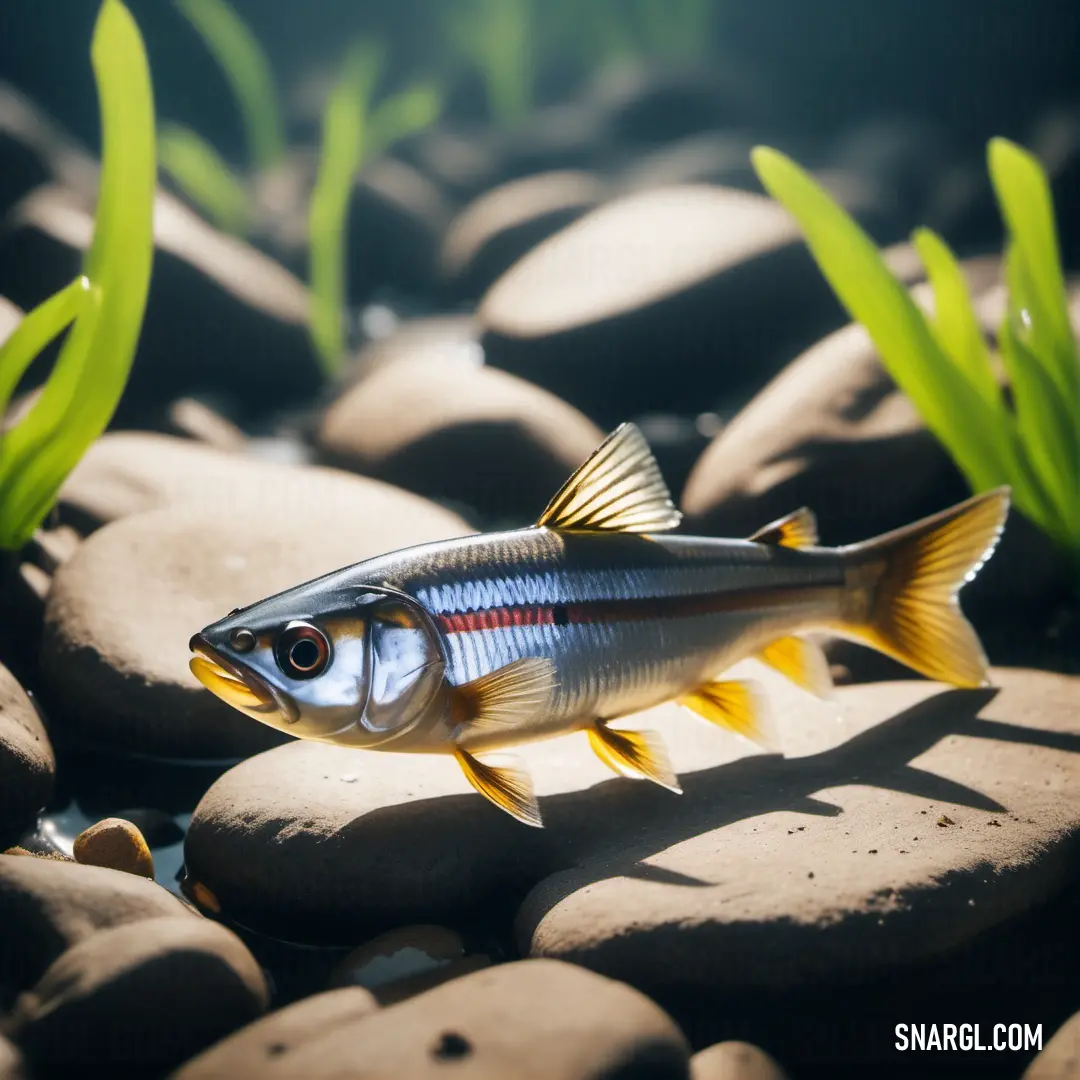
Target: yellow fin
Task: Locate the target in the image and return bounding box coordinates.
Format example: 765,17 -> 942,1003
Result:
587,724 -> 682,794
537,422 -> 681,533
453,658 -> 556,734
454,749 -> 542,827
749,507 -> 819,548
838,487 -> 1010,688
678,679 -> 776,748
755,636 -> 834,699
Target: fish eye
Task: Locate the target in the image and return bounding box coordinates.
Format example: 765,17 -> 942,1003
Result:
229,628 -> 256,653
275,621 -> 330,680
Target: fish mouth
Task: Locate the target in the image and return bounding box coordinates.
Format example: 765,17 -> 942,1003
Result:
188,633 -> 296,721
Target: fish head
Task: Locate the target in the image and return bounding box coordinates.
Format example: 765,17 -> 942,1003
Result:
189,583 -> 446,746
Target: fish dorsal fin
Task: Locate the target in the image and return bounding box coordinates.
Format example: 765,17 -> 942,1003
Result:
537,423 -> 682,533
749,508 -> 819,549
756,635 -> 834,699
453,658 -> 556,735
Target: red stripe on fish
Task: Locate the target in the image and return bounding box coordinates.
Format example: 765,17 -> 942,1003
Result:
433,585 -> 828,635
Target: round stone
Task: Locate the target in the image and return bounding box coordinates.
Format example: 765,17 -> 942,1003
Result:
73,818 -> 154,879
0,662 -> 54,848
691,1042 -> 789,1080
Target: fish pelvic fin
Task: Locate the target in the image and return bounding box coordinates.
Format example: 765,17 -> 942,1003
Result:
749,507 -> 819,548
678,678 -> 777,749
755,636 -> 834,699
588,723 -> 682,794
837,487 -> 1011,688
455,749 -> 542,827
537,422 -> 682,533
452,658 -> 557,735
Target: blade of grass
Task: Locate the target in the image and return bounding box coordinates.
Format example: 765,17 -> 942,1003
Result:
0,277 -> 90,420
175,0 -> 284,171
159,122 -> 250,234
307,42 -> 383,375
367,83 -> 442,162
751,146 -> 1018,495
911,227 -> 1001,410
0,0 -> 155,550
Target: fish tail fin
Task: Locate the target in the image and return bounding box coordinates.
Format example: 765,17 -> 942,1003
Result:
838,488 -> 1010,688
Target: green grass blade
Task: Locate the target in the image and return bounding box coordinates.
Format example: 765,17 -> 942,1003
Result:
0,277 -> 90,420
159,122 -> 250,234
307,42 -> 382,375
0,0 -> 155,550
988,138 -> 1080,409
175,0 -> 284,171
911,227 -> 1001,410
367,83 -> 442,162
751,146 -> 1017,494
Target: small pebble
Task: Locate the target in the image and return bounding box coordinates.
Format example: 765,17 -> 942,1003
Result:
937,815 -> 956,827
73,818 -> 154,878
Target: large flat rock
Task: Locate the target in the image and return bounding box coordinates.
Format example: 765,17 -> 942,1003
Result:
185,665 -> 1080,998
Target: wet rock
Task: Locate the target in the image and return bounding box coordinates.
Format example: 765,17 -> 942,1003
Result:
0,184 -> 320,426
73,817 -> 154,879
43,455 -> 470,758
1023,1010 -> 1080,1079
9,916 -> 268,1078
185,662 -> 1080,975
327,925 -> 464,992
169,987 -> 380,1079
316,356 -> 605,521
478,185 -> 859,425
441,171 -> 607,299
173,959 -> 690,1080
0,662 -> 54,848
519,668 -> 1080,993
691,1042 -> 789,1080
0,853 -> 193,994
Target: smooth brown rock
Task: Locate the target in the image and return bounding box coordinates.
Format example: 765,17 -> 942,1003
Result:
441,171 -> 606,298
169,987 -> 380,1079
479,185 -> 859,424
9,916 -> 268,1078
0,1036 -> 25,1080
73,817 -> 154,879
691,1042 -> 789,1080
519,668 -> 1080,993
44,453 -> 470,758
1024,1010 -> 1080,1078
0,184 -> 320,425
0,853 -> 193,993
174,959 -> 690,1080
0,662 -> 54,848
317,356 -> 605,520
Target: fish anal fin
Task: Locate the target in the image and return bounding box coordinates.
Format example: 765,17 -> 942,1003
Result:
749,508 -> 819,548
455,749 -> 542,827
756,636 -> 834,699
587,724 -> 682,794
453,658 -> 556,734
678,679 -> 776,749
537,422 -> 682,534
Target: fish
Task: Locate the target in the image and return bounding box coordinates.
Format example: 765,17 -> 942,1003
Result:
189,422 -> 1010,827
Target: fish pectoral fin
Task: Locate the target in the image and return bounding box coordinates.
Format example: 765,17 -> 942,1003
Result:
749,507 -> 819,548
588,724 -> 682,794
453,657 -> 557,734
755,636 -> 834,699
678,679 -> 777,749
536,422 -> 681,534
455,749 -> 542,827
